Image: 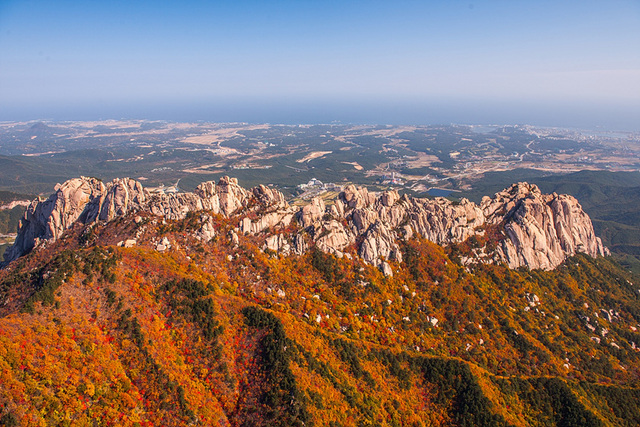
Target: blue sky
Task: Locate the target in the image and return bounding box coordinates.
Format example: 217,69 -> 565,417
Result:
0,0 -> 639,128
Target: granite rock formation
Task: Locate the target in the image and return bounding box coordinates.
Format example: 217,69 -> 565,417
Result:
3,177 -> 608,272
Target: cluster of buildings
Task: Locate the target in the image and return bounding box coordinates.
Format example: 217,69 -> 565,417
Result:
297,178 -> 342,192
148,180 -> 180,195
297,178 -> 343,199
378,172 -> 404,186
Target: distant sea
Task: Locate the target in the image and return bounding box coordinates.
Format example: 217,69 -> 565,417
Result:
3,98 -> 639,132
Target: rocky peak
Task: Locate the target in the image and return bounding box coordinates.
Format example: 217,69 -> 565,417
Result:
306,181 -> 606,272
300,197 -> 326,228
3,176 -> 280,263
216,176 -> 249,216
482,182 -> 542,218
3,177 -> 608,273
99,177 -> 147,221
487,185 -> 608,269
379,190 -> 400,208
340,185 -> 376,210
4,177 -> 106,263
251,184 -> 288,210
507,182 -> 542,197
194,181 -> 217,199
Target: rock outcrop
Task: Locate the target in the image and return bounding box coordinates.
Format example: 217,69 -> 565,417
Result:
3,176 -> 282,263
481,183 -> 608,269
4,177 -> 608,272
4,177 -> 147,262
282,182 -> 606,271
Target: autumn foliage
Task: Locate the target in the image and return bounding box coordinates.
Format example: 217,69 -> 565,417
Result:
0,212 -> 639,425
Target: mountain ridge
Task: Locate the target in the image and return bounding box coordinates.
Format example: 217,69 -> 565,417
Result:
3,176 -> 607,272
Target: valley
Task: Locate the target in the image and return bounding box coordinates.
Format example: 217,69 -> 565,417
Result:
1,121 -> 638,197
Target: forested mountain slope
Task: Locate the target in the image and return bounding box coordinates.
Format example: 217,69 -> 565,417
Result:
0,201 -> 639,426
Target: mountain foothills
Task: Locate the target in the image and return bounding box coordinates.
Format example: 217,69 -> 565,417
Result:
0,177 -> 639,426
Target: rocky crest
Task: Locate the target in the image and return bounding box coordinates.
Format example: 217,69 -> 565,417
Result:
481,183 -> 609,270
3,177 -> 608,271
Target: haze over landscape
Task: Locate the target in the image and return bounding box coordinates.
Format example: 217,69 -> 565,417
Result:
1,0 -> 639,130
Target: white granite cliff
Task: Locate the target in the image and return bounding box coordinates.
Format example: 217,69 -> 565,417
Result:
3,177 -> 608,271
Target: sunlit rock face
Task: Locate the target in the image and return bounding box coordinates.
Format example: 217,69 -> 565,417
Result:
4,176 -> 271,263
5,177 -> 607,273
294,181 -> 606,272
481,183 -> 608,269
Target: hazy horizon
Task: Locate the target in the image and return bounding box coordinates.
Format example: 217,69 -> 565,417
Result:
1,1 -> 639,131
2,97 -> 639,133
